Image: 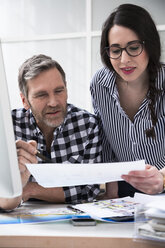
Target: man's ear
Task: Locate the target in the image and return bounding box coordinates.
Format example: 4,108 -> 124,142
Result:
20,92 -> 30,110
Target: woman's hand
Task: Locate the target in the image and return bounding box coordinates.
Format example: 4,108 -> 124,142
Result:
121,164 -> 164,195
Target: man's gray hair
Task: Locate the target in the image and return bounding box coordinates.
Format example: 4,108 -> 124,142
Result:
18,54 -> 66,97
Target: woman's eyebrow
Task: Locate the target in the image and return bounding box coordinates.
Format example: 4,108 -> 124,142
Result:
110,40 -> 139,47
110,43 -> 120,47
127,40 -> 140,45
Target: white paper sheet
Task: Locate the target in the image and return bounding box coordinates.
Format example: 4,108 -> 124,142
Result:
134,192 -> 165,205
26,160 -> 145,187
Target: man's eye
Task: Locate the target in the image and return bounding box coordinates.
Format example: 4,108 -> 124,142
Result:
35,93 -> 47,98
55,89 -> 64,94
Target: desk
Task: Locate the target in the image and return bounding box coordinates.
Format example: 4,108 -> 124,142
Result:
0,201 -> 162,248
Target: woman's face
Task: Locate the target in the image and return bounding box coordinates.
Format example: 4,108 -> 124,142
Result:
108,25 -> 149,83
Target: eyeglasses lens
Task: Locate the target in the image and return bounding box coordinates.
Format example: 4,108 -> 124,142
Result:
107,41 -> 143,59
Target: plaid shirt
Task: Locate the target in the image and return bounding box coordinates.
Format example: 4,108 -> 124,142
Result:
12,104 -> 102,204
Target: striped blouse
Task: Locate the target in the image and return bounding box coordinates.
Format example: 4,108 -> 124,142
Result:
90,64 -> 165,170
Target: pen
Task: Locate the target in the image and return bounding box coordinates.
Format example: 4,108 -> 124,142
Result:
67,205 -> 84,214
36,150 -> 52,163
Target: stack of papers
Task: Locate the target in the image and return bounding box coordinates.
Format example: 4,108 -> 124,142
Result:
136,198 -> 165,243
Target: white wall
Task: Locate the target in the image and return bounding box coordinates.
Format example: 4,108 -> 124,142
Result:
0,0 -> 165,112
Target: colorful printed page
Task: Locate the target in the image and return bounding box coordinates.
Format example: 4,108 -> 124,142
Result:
74,197 -> 139,219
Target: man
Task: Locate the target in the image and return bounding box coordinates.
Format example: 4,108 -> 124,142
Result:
13,54 -> 102,204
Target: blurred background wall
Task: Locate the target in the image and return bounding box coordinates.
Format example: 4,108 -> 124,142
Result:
0,0 -> 165,112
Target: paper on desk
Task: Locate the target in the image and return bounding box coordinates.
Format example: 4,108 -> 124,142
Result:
134,192 -> 165,206
26,160 -> 145,187
0,206 -> 88,224
73,196 -> 138,218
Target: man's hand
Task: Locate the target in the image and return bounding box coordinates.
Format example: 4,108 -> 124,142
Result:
22,182 -> 38,202
121,164 -> 164,195
16,140 -> 38,187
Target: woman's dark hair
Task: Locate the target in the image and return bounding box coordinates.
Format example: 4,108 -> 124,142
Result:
101,4 -> 161,139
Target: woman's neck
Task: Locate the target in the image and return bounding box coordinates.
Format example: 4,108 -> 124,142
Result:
116,70 -> 149,92
116,71 -> 149,121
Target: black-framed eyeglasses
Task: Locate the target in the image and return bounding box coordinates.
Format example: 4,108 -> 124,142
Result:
105,40 -> 145,59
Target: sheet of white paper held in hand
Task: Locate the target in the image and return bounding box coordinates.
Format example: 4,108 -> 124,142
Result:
26,160 -> 145,187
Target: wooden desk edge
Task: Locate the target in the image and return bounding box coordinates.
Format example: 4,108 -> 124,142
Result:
0,236 -> 162,248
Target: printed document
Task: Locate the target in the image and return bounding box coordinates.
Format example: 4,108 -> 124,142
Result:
26,160 -> 145,187
73,197 -> 138,219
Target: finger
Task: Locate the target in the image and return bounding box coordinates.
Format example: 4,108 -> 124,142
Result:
122,171 -> 163,194
28,140 -> 37,149
122,170 -> 157,183
127,165 -> 155,177
16,140 -> 37,155
17,149 -> 38,164
122,174 -> 150,184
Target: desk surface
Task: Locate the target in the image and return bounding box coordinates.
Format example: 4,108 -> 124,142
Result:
0,201 -> 162,248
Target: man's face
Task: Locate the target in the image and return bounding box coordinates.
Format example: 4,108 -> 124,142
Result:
21,68 -> 68,133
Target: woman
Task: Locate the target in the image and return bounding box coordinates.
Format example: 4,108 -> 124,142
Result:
90,4 -> 165,198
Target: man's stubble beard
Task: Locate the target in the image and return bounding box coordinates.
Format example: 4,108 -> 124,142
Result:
29,102 -> 67,129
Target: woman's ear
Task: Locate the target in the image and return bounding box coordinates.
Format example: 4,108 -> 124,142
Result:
20,92 -> 30,110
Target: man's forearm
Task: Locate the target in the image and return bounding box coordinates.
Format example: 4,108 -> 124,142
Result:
104,181 -> 118,199
23,182 -> 65,203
